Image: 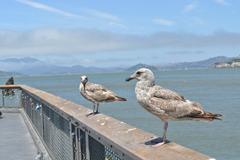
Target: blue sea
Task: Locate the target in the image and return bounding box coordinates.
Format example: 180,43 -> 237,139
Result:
1,68 -> 239,159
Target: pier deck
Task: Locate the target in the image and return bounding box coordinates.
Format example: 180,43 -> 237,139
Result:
0,112 -> 38,160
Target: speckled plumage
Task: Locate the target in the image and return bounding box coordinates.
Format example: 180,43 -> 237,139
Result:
80,82 -> 126,103
135,81 -> 206,121
126,68 -> 222,144
129,68 -> 221,121
79,75 -> 126,114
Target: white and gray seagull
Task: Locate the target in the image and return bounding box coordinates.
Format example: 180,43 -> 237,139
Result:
79,75 -> 127,115
126,68 -> 222,145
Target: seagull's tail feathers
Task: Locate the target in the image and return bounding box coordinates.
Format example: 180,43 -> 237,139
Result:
115,96 -> 127,101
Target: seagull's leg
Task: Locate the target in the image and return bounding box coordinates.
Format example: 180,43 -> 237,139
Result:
93,103 -> 96,113
162,121 -> 168,143
149,121 -> 169,147
95,103 -> 99,114
86,103 -> 96,116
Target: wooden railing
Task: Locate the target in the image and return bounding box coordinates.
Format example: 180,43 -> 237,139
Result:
0,85 -> 212,160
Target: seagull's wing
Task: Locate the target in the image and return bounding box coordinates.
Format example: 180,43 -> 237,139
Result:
151,85 -> 185,101
147,85 -> 206,119
85,82 -> 126,102
85,82 -> 107,93
148,97 -> 204,119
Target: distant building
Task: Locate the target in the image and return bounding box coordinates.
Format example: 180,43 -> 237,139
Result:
215,58 -> 240,68
215,62 -> 231,68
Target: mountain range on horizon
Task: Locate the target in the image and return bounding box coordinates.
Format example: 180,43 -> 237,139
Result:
0,57 -> 124,75
157,56 -> 233,69
0,56 -> 234,75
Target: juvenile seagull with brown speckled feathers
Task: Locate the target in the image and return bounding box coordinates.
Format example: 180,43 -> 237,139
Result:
126,68 -> 222,145
80,75 -> 127,115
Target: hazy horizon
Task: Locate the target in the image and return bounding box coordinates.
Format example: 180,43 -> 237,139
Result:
0,55 -> 235,69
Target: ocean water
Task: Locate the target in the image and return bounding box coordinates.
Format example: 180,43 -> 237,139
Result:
1,68 -> 239,159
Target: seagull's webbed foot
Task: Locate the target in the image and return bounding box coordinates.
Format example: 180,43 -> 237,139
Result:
152,141 -> 166,147
86,112 -> 95,117
152,137 -> 170,147
93,111 -> 99,115
145,137 -> 169,147
149,121 -> 170,147
86,110 -> 100,117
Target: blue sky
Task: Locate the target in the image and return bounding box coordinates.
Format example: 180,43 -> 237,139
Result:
0,0 -> 240,67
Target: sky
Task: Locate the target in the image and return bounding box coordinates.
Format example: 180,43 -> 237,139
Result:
0,0 -> 240,67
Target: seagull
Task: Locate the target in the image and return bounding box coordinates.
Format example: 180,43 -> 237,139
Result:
2,77 -> 15,96
126,68 -> 222,145
79,75 -> 127,115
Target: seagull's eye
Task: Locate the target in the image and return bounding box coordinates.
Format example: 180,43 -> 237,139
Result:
136,71 -> 141,75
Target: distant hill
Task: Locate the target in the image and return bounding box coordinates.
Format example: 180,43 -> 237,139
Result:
159,56 -> 233,69
126,63 -> 159,72
0,56 -> 235,75
0,57 -> 39,63
126,57 -> 232,71
0,70 -> 21,77
0,57 -> 122,75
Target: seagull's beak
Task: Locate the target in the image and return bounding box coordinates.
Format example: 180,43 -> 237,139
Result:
83,83 -> 86,91
126,75 -> 135,81
83,79 -> 88,84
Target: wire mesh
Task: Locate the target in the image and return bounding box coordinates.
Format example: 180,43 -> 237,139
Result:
89,136 -> 105,160
22,92 -> 73,160
31,102 -> 43,137
21,89 -> 132,160
105,147 -> 122,160
0,88 -> 21,108
42,105 -> 73,160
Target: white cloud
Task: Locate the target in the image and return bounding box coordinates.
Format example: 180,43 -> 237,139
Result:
83,9 -> 127,29
153,18 -> 175,26
0,28 -> 240,56
16,1 -> 126,29
83,9 -> 120,22
214,0 -> 230,6
16,0 -> 84,18
183,2 -> 196,12
108,22 -> 127,30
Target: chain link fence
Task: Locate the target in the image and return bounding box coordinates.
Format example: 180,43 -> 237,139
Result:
22,92 -> 73,160
21,89 -> 129,160
0,88 -> 21,108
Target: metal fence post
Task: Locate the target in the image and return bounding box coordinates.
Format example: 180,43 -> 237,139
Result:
79,129 -> 86,160
85,132 -> 90,160
70,123 -> 76,160
75,128 -> 81,160
41,105 -> 45,143
2,93 -> 5,107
